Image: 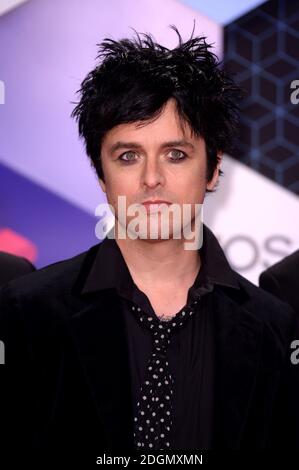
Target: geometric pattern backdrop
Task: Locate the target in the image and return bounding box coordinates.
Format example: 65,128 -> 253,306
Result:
224,0 -> 299,194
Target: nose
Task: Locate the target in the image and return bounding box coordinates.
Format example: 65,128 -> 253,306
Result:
141,157 -> 165,189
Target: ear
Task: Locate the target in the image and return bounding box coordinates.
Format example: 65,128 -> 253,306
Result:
206,152 -> 223,191
99,177 -> 106,193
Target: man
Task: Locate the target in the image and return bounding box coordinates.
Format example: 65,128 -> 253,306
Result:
0,27 -> 298,463
259,250 -> 299,313
0,251 -> 35,286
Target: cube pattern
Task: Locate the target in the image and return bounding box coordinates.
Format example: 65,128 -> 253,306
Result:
224,0 -> 299,194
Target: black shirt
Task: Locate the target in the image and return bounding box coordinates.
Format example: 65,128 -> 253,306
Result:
82,225 -> 240,450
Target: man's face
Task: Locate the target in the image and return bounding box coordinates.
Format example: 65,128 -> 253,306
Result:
99,98 -> 220,240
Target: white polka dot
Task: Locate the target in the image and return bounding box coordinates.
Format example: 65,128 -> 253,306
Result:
143,396 -> 147,400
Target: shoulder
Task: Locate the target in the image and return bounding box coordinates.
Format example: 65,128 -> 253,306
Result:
261,250 -> 299,281
0,242 -> 101,317
0,251 -> 35,285
259,251 -> 299,312
0,251 -> 84,297
229,270 -> 297,339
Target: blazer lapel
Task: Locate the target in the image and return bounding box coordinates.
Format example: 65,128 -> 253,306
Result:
212,288 -> 263,448
66,238 -> 264,450
67,290 -> 135,452
68,287 -> 263,450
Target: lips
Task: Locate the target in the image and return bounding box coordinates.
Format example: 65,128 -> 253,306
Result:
142,200 -> 171,205
141,201 -> 171,214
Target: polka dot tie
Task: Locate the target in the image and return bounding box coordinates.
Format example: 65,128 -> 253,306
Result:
131,296 -> 200,451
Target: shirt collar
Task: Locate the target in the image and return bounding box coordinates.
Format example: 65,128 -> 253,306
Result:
80,224 -> 240,297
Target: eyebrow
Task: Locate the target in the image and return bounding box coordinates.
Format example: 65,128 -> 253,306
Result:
109,139 -> 195,154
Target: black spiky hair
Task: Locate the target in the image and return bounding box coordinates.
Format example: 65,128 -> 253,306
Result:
71,25 -> 243,185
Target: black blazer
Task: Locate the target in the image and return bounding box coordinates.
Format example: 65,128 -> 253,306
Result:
259,250 -> 299,314
0,251 -> 35,286
0,238 -> 299,464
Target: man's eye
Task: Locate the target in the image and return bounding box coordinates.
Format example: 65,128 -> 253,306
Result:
118,151 -> 137,163
169,149 -> 187,162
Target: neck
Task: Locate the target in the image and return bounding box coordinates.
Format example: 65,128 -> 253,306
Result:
115,234 -> 201,290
